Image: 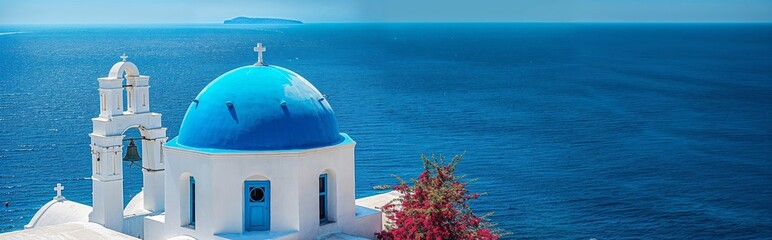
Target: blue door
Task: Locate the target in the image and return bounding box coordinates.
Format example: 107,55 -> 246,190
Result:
244,180 -> 270,231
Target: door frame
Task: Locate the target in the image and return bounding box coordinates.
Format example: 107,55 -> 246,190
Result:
244,180 -> 271,231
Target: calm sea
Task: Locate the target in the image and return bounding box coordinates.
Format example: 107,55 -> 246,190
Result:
0,23 -> 770,239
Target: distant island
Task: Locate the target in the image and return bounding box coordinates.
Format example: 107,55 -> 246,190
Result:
224,17 -> 303,25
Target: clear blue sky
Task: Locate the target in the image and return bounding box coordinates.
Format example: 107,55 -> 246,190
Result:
1,0 -> 771,24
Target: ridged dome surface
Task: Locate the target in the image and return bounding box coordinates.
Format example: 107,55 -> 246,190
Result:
176,65 -> 342,151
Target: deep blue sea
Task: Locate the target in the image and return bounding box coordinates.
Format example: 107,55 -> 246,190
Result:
0,23 -> 770,239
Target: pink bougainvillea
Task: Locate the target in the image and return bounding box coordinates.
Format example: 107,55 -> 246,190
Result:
377,154 -> 500,240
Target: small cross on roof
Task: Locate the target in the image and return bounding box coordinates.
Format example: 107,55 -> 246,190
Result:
254,43 -> 267,66
120,53 -> 128,62
54,183 -> 65,201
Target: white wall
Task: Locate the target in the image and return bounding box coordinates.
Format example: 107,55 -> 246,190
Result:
159,135 -> 373,239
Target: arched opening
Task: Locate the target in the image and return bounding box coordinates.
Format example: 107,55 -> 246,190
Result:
122,127 -> 145,207
107,60 -> 140,114
123,71 -> 130,113
179,173 -> 196,228
319,169 -> 337,224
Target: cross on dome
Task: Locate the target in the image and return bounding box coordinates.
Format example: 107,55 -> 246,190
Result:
53,183 -> 65,201
120,53 -> 128,62
253,43 -> 267,66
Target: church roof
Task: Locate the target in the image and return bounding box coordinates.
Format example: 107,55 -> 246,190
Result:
1,222 -> 138,240
24,199 -> 90,229
174,65 -> 343,151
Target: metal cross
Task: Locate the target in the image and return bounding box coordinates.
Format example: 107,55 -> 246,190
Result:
120,53 -> 128,62
54,183 -> 65,201
253,43 -> 266,65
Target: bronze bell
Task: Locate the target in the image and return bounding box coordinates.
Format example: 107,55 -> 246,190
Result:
123,139 -> 141,163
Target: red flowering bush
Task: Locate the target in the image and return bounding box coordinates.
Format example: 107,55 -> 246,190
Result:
377,154 -> 500,240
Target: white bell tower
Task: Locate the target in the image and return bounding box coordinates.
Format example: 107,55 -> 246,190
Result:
89,54 -> 167,232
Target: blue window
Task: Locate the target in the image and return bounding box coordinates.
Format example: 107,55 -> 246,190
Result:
190,176 -> 196,226
319,174 -> 328,223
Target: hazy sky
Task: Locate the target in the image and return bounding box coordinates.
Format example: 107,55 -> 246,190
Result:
1,0 -> 771,24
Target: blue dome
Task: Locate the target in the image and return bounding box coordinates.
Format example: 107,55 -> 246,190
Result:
176,65 -> 343,151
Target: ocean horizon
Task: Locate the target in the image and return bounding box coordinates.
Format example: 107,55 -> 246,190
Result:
0,23 -> 770,239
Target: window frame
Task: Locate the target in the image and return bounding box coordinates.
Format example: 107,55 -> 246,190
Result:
319,173 -> 328,224
190,176 -> 196,227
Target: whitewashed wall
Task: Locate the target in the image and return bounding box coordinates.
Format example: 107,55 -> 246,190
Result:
152,134 -> 375,240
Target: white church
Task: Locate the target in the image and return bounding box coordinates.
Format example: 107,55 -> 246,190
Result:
0,44 -> 397,240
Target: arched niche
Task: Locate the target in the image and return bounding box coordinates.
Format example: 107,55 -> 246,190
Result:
178,172 -> 196,228
245,174 -> 270,181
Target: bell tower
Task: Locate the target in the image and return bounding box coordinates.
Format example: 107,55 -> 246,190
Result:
89,54 -> 167,232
